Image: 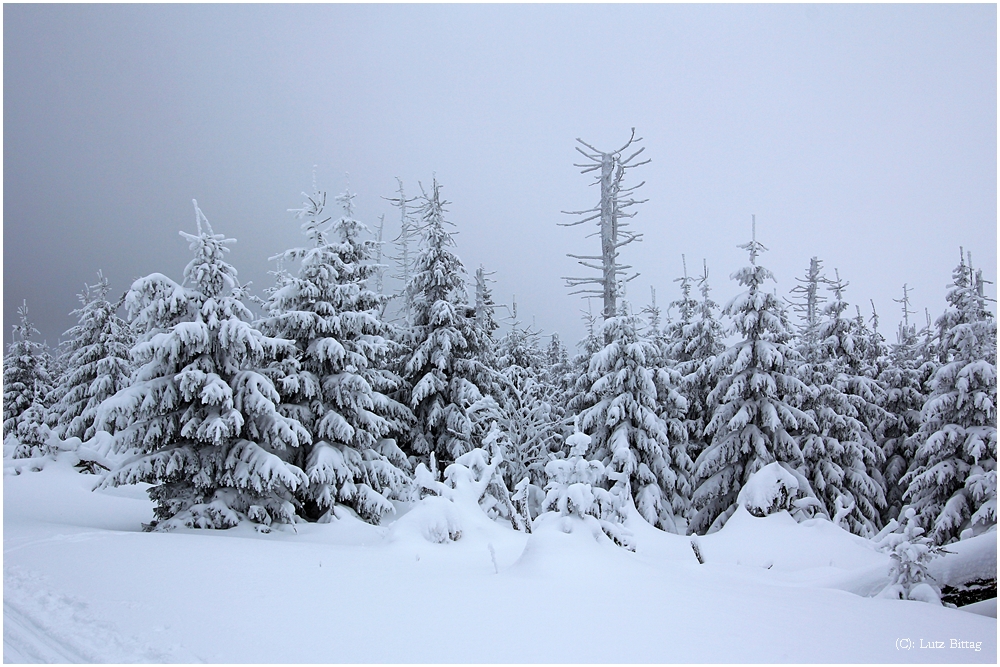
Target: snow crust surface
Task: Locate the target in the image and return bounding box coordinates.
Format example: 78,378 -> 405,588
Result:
3,457 -> 996,663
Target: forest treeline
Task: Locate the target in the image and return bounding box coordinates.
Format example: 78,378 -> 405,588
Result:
4,138 -> 996,554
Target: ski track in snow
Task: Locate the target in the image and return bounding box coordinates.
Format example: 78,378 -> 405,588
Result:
3,601 -> 90,664
2,566 -> 181,664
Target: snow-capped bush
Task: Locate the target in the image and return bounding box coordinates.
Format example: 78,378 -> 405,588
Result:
400,443 -> 522,543
875,508 -> 948,604
737,462 -> 824,521
537,428 -> 634,550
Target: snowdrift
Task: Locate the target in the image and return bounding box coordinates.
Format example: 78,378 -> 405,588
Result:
4,457 -> 996,663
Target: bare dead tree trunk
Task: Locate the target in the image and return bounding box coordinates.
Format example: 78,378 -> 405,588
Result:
561,128 -> 650,321
385,178 -> 419,325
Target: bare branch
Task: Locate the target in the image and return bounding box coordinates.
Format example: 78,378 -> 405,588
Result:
575,137 -> 603,155
612,127 -> 638,155
620,146 -> 646,165
576,261 -> 605,272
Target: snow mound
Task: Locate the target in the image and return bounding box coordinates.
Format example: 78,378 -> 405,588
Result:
930,530 -> 997,589
699,504 -> 885,572
389,494 -> 468,544
509,512 -> 635,576
387,454 -> 522,550
737,461 -> 800,517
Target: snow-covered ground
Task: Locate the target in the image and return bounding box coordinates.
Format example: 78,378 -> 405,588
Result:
4,454 -> 996,663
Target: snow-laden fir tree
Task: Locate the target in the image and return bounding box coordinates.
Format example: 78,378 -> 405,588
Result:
660,256 -> 718,518
541,332 -> 573,416
565,301 -> 604,418
535,332 -> 573,457
691,220 -> 816,534
3,303 -> 57,461
787,257 -> 828,364
796,272 -> 888,536
260,187 -> 414,523
903,251 -> 997,544
414,436 -> 526,534
665,255 -> 699,365
400,179 -> 497,465
861,302 -> 889,379
474,265 -> 500,345
675,261 -> 726,472
490,305 -> 561,489
3,302 -> 53,438
7,390 -> 55,461
48,272 -> 134,442
575,302 -> 690,533
877,285 -> 933,524
97,201 -> 311,531
640,287 -> 669,363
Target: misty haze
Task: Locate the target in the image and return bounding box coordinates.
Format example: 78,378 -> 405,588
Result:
4,3 -> 996,663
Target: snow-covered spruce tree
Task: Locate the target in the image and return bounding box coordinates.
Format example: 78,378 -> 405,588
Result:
861,302 -> 890,379
565,303 -> 604,419
903,251 -> 997,544
737,461 -> 825,521
690,221 -> 816,535
674,260 -> 726,473
657,284 -> 699,527
536,332 -> 573,454
474,265 -> 500,346
665,256 -> 699,365
492,308 -> 562,489
795,273 -> 888,536
795,378 -> 885,535
787,257 -> 829,365
541,332 -> 572,413
260,187 -> 414,523
7,390 -> 55,461
659,257 -> 723,519
877,285 -> 932,524
576,303 -> 691,533
97,201 -> 311,531
421,435 -> 525,530
400,179 -> 497,465
48,272 -> 134,442
640,287 -> 669,364
3,302 -> 54,438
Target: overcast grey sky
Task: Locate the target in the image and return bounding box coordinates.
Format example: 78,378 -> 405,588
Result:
4,3 -> 996,349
